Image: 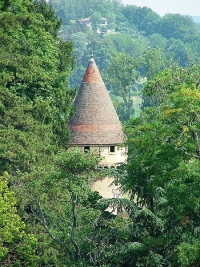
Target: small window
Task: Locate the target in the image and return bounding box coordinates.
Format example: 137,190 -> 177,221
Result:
84,146 -> 90,153
110,146 -> 115,153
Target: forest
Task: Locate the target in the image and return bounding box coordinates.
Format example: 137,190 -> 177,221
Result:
0,0 -> 200,266
49,0 -> 200,121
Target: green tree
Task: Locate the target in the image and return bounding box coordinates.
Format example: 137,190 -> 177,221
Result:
148,33 -> 167,51
0,173 -> 38,266
16,148 -> 103,266
0,0 -> 75,147
165,38 -> 188,66
156,14 -> 200,43
140,47 -> 170,80
124,65 -> 200,266
90,11 -> 102,32
49,0 -> 122,27
122,5 -> 161,36
105,52 -> 140,121
0,86 -> 55,175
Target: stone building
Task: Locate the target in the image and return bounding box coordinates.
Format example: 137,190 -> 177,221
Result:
68,56 -> 127,198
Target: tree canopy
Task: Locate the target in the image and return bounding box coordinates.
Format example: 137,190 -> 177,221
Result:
124,65 -> 200,266
48,0 -> 200,121
0,0 -> 75,147
1,0 -> 200,266
0,173 -> 38,266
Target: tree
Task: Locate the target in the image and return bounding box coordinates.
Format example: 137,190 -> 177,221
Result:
105,52 -> 140,121
148,33 -> 167,51
0,2 -> 80,264
16,148 -> 104,266
0,172 -> 38,266
122,5 -> 161,36
124,65 -> 200,266
49,0 -> 123,27
90,11 -> 102,32
140,47 -> 169,80
165,38 -> 188,66
0,0 -> 75,147
156,14 -> 200,43
0,86 -> 55,176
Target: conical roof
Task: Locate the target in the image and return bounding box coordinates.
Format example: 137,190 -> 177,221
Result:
69,56 -> 125,145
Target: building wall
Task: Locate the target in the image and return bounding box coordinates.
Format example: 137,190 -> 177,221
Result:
90,176 -> 121,198
99,145 -> 127,167
68,144 -> 126,207
68,144 -> 127,167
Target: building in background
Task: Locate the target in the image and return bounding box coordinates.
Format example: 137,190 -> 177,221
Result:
78,17 -> 108,33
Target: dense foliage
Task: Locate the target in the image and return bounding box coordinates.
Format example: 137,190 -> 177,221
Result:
0,173 -> 38,266
1,0 -> 200,266
0,0 -> 75,147
0,0 -> 78,265
123,65 -> 200,266
49,0 -> 200,122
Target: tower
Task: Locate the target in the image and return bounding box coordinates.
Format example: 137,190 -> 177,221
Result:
68,56 -> 126,168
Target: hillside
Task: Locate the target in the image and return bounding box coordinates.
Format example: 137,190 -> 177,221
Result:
48,0 -> 200,121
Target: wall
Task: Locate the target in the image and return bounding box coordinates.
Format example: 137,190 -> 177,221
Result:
68,144 -> 127,167
99,145 -> 127,167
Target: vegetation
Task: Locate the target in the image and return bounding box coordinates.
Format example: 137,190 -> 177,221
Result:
0,173 -> 38,266
1,0 -> 200,266
124,65 -> 200,266
49,0 -> 200,122
0,0 -> 75,147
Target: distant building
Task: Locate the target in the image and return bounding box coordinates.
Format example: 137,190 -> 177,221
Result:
78,17 -> 108,33
78,17 -> 91,26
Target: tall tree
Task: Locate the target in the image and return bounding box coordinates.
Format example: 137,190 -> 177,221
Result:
0,173 -> 38,266
124,65 -> 200,266
19,149 -> 103,266
140,47 -> 169,80
156,14 -> 200,43
0,86 -> 54,175
105,52 -> 140,121
122,5 -> 161,36
0,0 -> 75,147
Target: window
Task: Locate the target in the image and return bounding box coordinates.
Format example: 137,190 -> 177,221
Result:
109,146 -> 115,153
84,146 -> 90,153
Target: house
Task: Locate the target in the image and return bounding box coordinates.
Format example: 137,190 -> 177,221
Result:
78,17 -> 108,33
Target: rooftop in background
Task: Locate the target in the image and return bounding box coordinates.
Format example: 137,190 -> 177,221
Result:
79,17 -> 107,23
